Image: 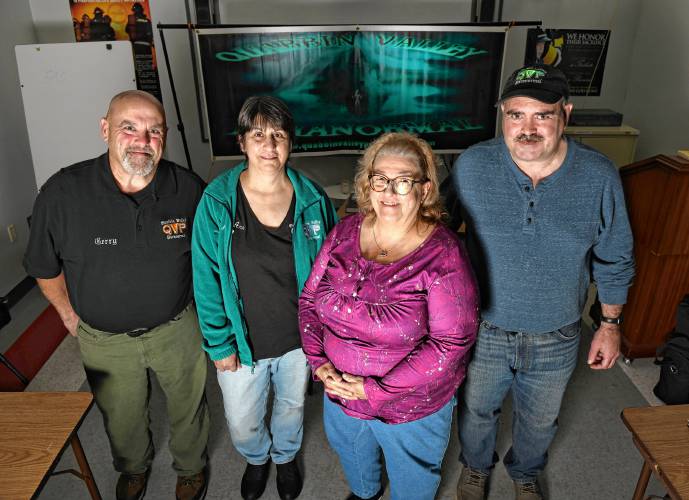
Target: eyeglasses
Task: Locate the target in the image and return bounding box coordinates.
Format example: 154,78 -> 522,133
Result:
368,174 -> 427,196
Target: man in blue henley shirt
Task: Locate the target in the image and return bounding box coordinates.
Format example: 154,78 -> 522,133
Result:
453,65 -> 634,500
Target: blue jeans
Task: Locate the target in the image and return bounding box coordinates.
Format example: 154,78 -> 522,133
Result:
324,394 -> 455,500
216,347 -> 309,465
458,319 -> 580,481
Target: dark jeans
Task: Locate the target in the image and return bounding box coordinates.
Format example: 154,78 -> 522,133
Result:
458,319 -> 580,480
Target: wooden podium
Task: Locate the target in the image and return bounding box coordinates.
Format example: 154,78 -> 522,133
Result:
620,154 -> 689,358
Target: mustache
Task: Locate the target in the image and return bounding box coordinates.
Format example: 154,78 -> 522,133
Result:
124,146 -> 155,156
515,133 -> 544,143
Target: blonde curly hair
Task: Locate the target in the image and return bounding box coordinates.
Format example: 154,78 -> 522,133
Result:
353,132 -> 445,224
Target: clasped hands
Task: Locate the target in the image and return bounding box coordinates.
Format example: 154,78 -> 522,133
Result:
315,362 -> 367,400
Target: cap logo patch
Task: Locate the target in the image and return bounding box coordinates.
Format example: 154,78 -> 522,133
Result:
515,68 -> 546,81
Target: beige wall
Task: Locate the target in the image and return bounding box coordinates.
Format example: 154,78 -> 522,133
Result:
623,0 -> 689,159
501,0 -> 643,112
0,1 -> 38,295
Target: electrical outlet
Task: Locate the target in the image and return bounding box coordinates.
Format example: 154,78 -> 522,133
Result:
7,224 -> 17,243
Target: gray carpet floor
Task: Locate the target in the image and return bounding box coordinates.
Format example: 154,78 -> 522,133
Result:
36,326 -> 668,500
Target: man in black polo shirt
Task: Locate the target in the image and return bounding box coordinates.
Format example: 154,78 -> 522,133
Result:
24,90 -> 209,500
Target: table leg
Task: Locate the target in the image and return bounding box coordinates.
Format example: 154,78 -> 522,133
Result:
632,460 -> 652,500
70,434 -> 102,500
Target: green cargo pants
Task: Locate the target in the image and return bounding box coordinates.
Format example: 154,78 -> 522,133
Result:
77,303 -> 209,476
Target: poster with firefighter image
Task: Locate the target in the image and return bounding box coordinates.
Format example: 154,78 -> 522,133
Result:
69,0 -> 162,101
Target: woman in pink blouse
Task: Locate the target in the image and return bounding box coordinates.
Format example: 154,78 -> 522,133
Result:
299,132 -> 479,500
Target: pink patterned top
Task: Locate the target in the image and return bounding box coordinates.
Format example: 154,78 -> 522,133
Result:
299,213 -> 479,424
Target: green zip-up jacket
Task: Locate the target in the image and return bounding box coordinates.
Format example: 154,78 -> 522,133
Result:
192,162 -> 338,364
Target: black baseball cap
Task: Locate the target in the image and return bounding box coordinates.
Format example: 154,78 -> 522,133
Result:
499,64 -> 570,104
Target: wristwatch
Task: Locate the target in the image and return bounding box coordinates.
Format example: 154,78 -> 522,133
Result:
600,315 -> 623,325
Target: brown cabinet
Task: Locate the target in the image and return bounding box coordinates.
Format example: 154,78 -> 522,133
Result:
620,154 -> 689,358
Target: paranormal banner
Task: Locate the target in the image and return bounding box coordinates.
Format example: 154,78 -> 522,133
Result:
196,26 -> 506,158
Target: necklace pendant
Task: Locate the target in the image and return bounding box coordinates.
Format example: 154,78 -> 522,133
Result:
379,249 -> 388,257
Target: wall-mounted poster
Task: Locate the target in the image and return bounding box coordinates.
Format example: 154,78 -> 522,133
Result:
196,26 -> 506,158
69,0 -> 162,102
524,28 -> 610,96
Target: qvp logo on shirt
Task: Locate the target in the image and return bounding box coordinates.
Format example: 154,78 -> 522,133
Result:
160,217 -> 188,240
302,220 -> 322,240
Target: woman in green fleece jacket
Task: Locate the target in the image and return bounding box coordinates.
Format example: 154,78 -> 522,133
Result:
191,96 -> 337,500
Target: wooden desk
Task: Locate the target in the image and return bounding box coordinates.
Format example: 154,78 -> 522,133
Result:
621,405 -> 689,500
0,392 -> 101,500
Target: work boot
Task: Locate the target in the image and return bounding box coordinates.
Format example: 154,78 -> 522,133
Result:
514,479 -> 543,500
116,471 -> 148,500
176,469 -> 208,500
276,460 -> 303,499
456,466 -> 488,500
241,461 -> 271,500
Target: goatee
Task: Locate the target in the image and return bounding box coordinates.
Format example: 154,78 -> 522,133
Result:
121,148 -> 155,176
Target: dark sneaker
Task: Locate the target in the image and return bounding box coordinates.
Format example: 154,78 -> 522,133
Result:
176,469 -> 208,500
456,466 -> 488,500
116,471 -> 148,500
241,461 -> 271,500
345,486 -> 385,500
514,479 -> 543,500
276,460 -> 303,499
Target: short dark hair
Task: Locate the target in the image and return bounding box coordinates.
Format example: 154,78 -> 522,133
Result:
236,96 -> 295,143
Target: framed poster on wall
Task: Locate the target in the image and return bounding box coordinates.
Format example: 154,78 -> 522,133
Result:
524,28 -> 610,96
69,0 -> 162,102
195,25 -> 507,159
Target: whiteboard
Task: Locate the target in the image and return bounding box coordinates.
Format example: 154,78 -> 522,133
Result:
15,41 -> 136,190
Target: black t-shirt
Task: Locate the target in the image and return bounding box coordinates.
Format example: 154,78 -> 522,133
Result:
23,154 -> 206,333
231,183 -> 300,360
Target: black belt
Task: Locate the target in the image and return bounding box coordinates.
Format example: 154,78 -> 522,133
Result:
123,302 -> 192,337
126,327 -> 151,338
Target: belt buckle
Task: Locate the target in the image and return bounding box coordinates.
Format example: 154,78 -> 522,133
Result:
126,328 -> 150,338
